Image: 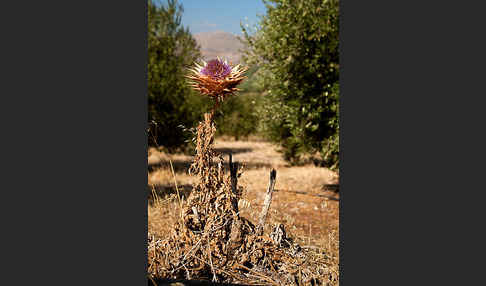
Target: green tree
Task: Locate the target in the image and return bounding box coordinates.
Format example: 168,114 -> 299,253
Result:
214,92 -> 263,140
148,0 -> 208,150
242,0 -> 339,169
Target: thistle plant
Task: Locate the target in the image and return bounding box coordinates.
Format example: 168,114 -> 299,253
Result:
183,58 -> 248,228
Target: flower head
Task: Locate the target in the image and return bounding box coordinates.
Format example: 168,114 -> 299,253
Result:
200,59 -> 232,80
186,57 -> 248,101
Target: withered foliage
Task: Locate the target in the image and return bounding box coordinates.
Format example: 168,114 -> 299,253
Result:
148,113 -> 336,285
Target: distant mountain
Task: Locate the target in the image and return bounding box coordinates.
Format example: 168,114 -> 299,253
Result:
193,30 -> 245,64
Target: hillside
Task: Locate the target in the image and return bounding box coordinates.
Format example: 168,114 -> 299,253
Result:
193,30 -> 245,64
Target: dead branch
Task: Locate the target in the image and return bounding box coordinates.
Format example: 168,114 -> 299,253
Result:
192,206 -> 200,225
256,169 -> 277,236
229,153 -> 240,216
229,153 -> 239,195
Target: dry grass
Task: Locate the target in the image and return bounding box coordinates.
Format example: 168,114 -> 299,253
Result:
148,132 -> 339,285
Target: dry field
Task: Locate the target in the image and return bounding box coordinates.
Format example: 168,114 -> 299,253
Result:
148,138 -> 340,285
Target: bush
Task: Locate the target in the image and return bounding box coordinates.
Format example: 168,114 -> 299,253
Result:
241,0 -> 340,169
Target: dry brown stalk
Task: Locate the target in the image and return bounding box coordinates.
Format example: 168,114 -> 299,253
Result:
256,169 -> 277,236
169,159 -> 183,221
229,153 -> 239,195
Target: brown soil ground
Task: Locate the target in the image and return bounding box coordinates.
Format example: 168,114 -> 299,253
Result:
148,138 -> 340,284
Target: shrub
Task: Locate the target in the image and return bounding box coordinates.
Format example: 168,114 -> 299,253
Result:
241,0 -> 340,169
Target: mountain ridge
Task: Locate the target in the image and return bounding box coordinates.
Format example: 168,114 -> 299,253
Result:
193,30 -> 245,64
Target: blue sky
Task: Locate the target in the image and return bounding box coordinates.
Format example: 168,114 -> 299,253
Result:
178,0 -> 267,35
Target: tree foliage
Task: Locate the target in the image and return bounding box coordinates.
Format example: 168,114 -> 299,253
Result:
242,0 -> 339,169
213,93 -> 263,140
148,0 -> 208,150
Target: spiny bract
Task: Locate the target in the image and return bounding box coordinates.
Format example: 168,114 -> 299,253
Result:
186,57 -> 248,101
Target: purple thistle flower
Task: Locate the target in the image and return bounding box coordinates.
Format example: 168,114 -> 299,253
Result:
200,58 -> 232,80
186,57 -> 248,102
